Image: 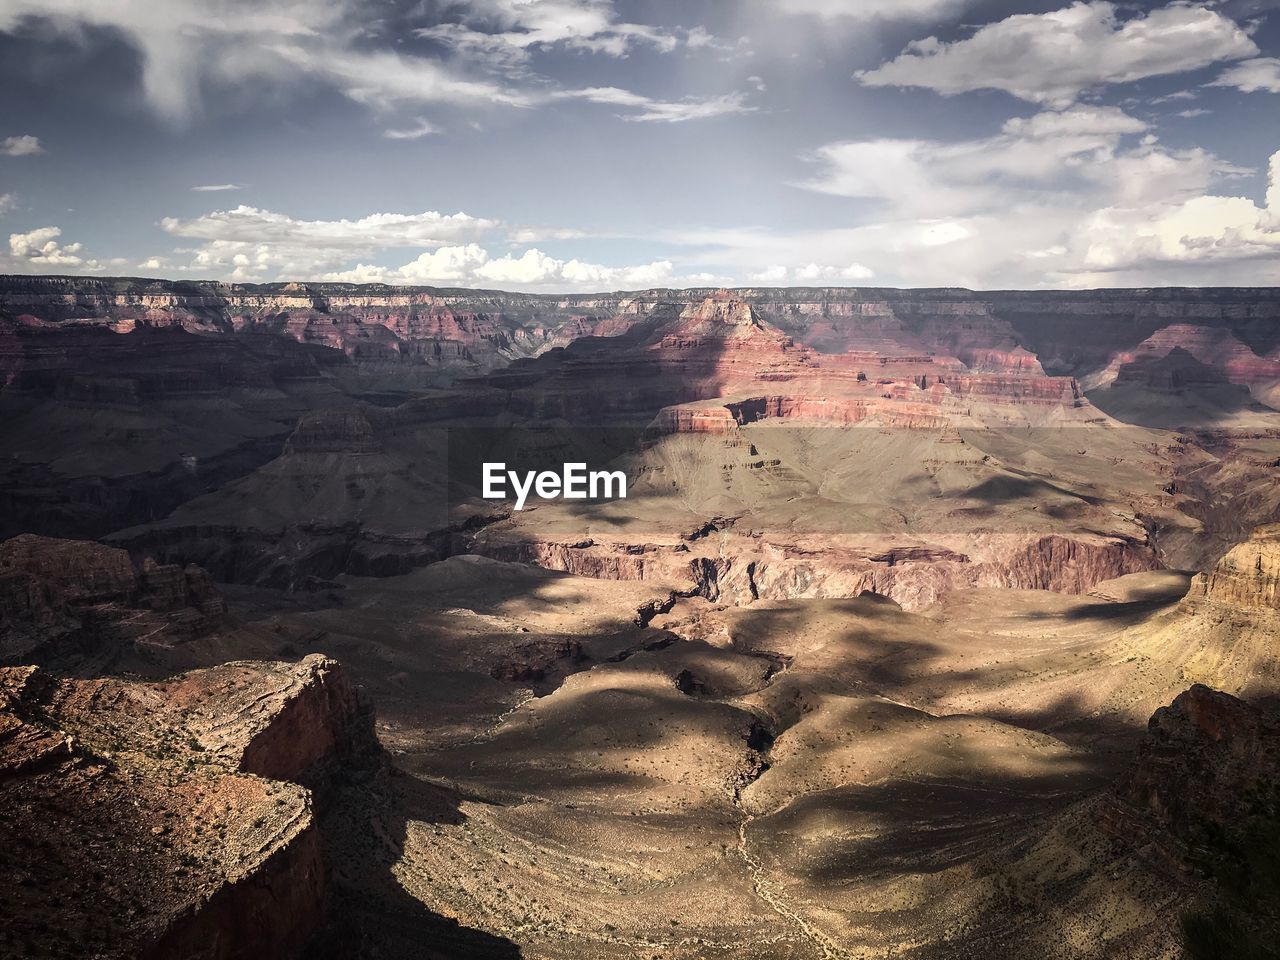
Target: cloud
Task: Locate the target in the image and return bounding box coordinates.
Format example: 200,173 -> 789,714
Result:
322,244 -> 678,291
1,134 -> 43,157
558,87 -> 754,123
383,119 -> 439,140
1211,57 -> 1280,93
191,183 -> 242,192
0,0 -> 528,123
663,107 -> 1277,288
1150,89 -> 1199,103
753,262 -> 875,284
268,43 -> 530,112
1076,153 -> 1280,275
161,204 -> 502,281
681,26 -> 751,59
797,106 -> 1177,217
1000,105 -> 1148,139
9,226 -> 85,265
162,205 -> 496,248
507,226 -> 593,243
394,244 -> 493,283
858,2 -> 1257,105
0,1 -> 736,129
4,226 -> 126,274
159,202 -> 674,288
0,194 -> 15,215
416,0 -> 678,63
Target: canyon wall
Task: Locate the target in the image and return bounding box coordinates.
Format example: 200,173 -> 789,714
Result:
1183,524 -> 1280,612
7,277 -> 1280,380
0,654 -> 374,960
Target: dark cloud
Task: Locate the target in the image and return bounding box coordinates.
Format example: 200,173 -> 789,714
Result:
2,0 -> 1279,289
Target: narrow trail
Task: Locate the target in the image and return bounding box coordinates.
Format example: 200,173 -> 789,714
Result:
733,810 -> 849,960
466,690 -> 534,744
718,647 -> 851,959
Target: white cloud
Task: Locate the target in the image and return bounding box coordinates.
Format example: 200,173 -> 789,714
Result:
1,134 -> 43,157
664,108 -> 1279,288
320,263 -> 396,284
161,204 -> 502,281
154,199 -> 676,289
858,2 -> 1257,106
322,244 -> 677,291
0,1 -> 742,129
269,43 -> 529,112
1001,105 -> 1148,139
684,26 -> 720,50
416,0 -> 678,63
754,262 -> 875,284
180,240 -> 281,281
191,183 -> 242,192
507,226 -> 592,243
383,119 -> 439,140
752,265 -> 789,284
0,193 -> 15,215
681,26 -> 750,59
473,248 -> 674,289
162,205 -> 496,248
558,87 -> 754,123
397,244 -> 493,283
0,0 -> 527,123
1150,89 -> 1199,103
1211,57 -> 1280,93
1075,154 -> 1280,274
798,106 -> 1176,217
9,226 -> 85,265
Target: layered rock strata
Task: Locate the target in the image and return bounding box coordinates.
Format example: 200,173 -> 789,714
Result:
0,654 -> 373,960
0,534 -> 226,664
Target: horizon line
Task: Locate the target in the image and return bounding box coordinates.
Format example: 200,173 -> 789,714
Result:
5,273 -> 1280,299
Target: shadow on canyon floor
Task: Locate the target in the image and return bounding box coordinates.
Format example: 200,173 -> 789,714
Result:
310,765 -> 524,960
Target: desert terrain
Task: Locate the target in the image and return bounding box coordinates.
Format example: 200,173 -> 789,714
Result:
3,277 -> 1280,959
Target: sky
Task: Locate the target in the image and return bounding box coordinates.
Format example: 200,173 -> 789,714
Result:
1,0 -> 1280,291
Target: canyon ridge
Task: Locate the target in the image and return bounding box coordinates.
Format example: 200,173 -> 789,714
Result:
3,276 -> 1280,960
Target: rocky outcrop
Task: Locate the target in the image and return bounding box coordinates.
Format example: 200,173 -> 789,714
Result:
0,655 -> 373,960
8,278 -> 1280,379
0,535 -> 226,664
6,280 -> 1277,616
0,533 -> 136,600
1114,685 -> 1279,842
1083,323 -> 1280,397
473,528 -> 1159,611
1183,524 -> 1280,612
238,656 -> 375,785
283,409 -> 382,456
0,275 -> 660,384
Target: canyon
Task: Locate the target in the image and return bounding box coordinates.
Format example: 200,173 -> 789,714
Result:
3,276 -> 1280,959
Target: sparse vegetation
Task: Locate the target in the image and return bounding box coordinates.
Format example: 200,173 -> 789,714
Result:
1182,783 -> 1280,960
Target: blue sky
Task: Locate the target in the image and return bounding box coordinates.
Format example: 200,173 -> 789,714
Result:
2,0 -> 1280,289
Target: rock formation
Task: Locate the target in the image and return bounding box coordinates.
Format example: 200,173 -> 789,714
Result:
1083,323 -> 1280,401
0,654 -> 373,960
0,534 -> 226,666
1183,524 -> 1280,612
1113,684 -> 1279,842
3,277 -> 1280,959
